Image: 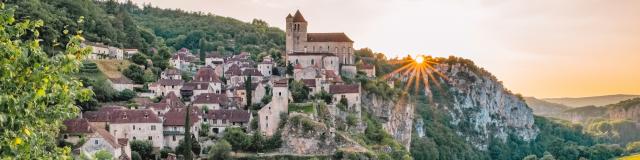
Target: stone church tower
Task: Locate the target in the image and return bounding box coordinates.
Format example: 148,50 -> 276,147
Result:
285,10 -> 308,55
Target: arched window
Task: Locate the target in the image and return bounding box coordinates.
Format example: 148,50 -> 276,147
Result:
311,59 -> 315,65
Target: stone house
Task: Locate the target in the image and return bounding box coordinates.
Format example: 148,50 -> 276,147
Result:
192,93 -> 228,110
77,128 -> 129,159
108,77 -> 134,92
330,84 -> 361,113
162,107 -> 201,149
205,52 -> 224,68
191,67 -> 223,94
148,92 -> 184,117
359,63 -> 376,78
108,46 -> 124,60
170,48 -> 197,70
83,106 -> 127,130
161,69 -> 182,80
258,60 -> 274,77
152,80 -> 184,97
302,79 -> 321,94
225,64 -> 243,87
62,118 -> 94,145
202,109 -> 251,136
123,49 -> 138,59
108,109 -> 164,149
258,79 -> 289,136
82,42 -> 110,60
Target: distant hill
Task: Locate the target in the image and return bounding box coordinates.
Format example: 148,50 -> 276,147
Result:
524,97 -> 571,116
543,94 -> 640,108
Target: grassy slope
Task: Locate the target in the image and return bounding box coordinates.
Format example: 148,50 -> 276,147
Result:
92,60 -> 131,79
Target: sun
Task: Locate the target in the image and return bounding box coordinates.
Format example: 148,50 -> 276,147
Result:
415,56 -> 425,64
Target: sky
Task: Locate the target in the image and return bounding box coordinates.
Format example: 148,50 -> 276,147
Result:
127,0 -> 640,98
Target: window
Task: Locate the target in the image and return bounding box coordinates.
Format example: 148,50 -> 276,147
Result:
95,140 -> 99,145
295,59 -> 299,64
133,136 -> 136,140
148,136 -> 152,141
151,125 -> 156,131
173,127 -> 177,131
133,125 -> 135,130
279,92 -> 282,96
266,116 -> 268,120
172,136 -> 176,141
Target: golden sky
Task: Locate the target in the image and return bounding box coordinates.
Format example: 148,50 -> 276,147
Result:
128,0 -> 640,98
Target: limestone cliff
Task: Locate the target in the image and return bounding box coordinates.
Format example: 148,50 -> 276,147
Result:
361,91 -> 414,150
420,61 -> 539,150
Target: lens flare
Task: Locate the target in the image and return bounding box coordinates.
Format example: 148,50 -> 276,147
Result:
383,55 -> 447,95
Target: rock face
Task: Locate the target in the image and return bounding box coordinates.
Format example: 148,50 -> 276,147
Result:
428,62 -> 539,150
361,91 -> 414,150
279,114 -> 336,155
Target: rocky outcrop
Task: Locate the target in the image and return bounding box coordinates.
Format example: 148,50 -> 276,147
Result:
361,91 -> 414,150
279,113 -> 366,155
426,62 -> 539,150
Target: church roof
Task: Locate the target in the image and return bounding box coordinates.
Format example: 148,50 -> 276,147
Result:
307,33 -> 353,42
293,10 -> 306,22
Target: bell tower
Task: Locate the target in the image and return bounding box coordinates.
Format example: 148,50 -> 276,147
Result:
286,10 -> 307,55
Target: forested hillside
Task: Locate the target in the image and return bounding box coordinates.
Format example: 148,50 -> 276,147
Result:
7,0 -> 284,61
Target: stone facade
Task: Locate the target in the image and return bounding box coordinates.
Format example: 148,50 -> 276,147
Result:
258,79 -> 289,136
285,10 -> 354,66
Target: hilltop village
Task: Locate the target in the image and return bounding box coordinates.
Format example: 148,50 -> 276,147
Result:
62,10 -> 383,159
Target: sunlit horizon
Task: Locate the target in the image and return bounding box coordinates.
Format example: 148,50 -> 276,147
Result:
126,0 -> 640,98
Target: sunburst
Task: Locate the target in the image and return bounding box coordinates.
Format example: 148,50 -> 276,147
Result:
383,55 -> 446,95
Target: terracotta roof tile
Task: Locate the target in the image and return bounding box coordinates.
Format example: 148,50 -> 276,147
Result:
225,64 -> 242,76
330,84 -> 360,94
243,68 -> 263,77
292,10 -> 306,22
158,79 -> 184,86
360,64 -> 375,70
93,128 -> 120,149
109,109 -> 162,124
193,67 -> 222,83
63,118 -> 93,134
204,109 -> 250,123
302,79 -> 316,88
307,33 -> 353,42
163,107 -> 200,126
163,69 -> 180,76
274,79 -> 288,87
193,93 -> 228,104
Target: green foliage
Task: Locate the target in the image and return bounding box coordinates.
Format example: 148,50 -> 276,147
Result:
118,89 -> 136,101
130,140 -> 153,159
159,147 -> 174,159
123,64 -> 145,84
261,85 -> 272,104
130,53 -> 148,66
0,4 -> 92,158
175,138 -> 201,159
93,150 -> 113,160
245,75 -> 253,107
208,140 -> 232,160
346,114 -> 358,127
585,119 -> 640,145
289,79 -> 310,103
288,103 -> 315,114
131,151 -> 142,160
222,127 -> 251,151
626,141 -> 640,154
286,62 -> 294,76
312,90 -> 333,104
130,3 -> 284,57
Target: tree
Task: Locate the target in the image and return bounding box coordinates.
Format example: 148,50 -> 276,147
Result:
627,141 -> 640,154
131,53 -> 148,66
176,139 -> 201,159
286,62 -> 294,76
183,104 -> 193,159
0,5 -> 92,158
223,127 -> 251,151
117,89 -> 136,101
130,140 -> 153,159
250,132 -> 264,152
131,151 -> 142,160
94,150 -> 113,160
208,140 -> 232,160
289,80 -> 310,103
159,147 -> 174,159
123,64 -> 145,84
245,75 -> 253,108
